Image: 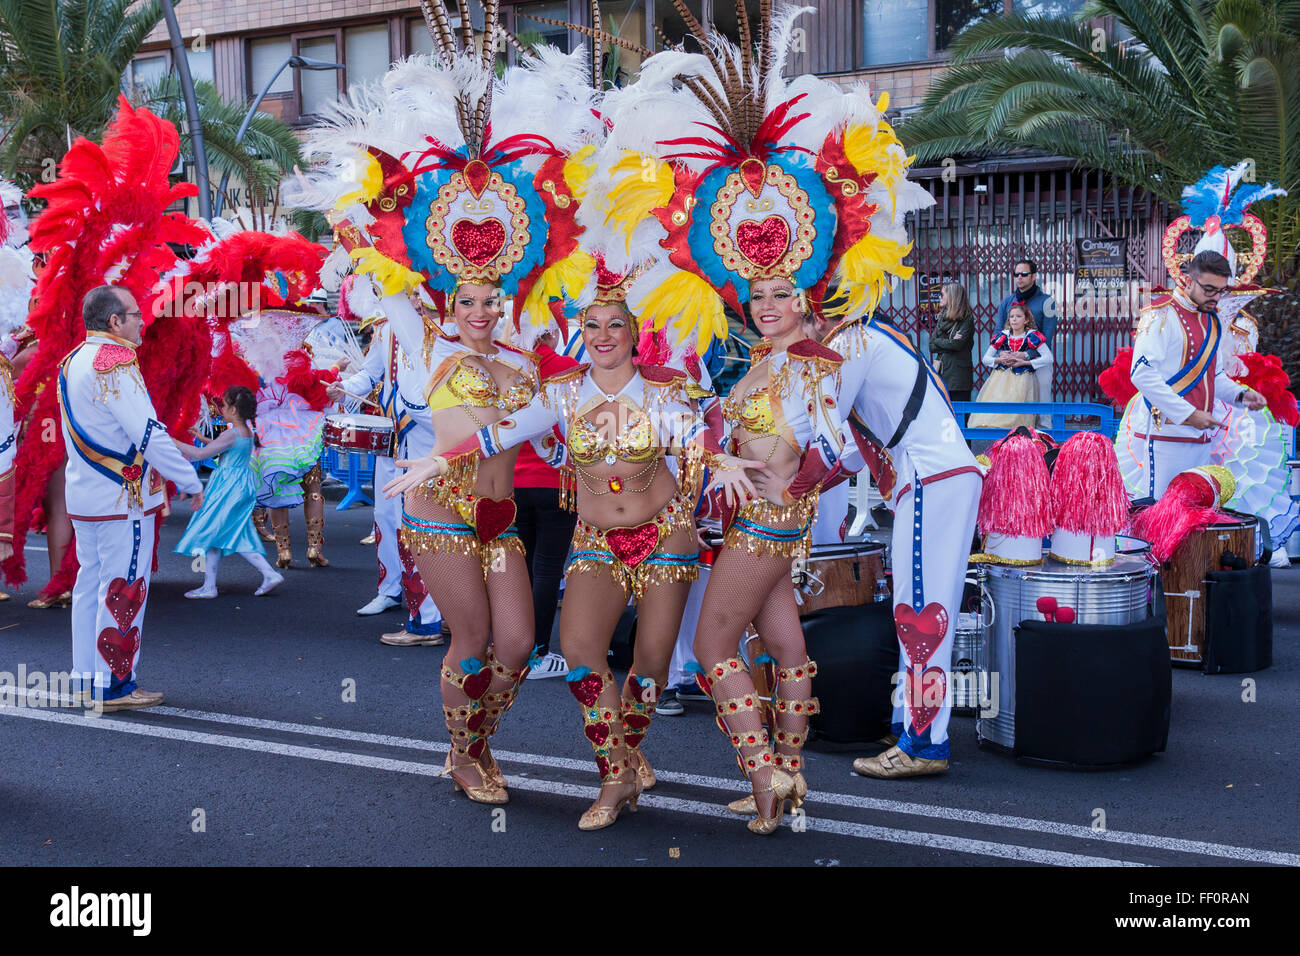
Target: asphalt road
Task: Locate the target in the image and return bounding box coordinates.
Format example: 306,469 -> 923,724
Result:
1,489 -> 1297,868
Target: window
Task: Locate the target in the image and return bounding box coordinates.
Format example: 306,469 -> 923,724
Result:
249,36 -> 294,96
407,17 -> 435,57
513,1 -> 573,53
863,0 -> 928,65
936,0 -> 1005,52
588,0 -> 647,86
298,35 -> 340,116
187,47 -> 215,86
655,0 -> 703,51
345,24 -> 391,87
1014,0 -> 1087,17
128,55 -> 168,93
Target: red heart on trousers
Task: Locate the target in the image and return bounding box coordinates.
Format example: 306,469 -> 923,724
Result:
105,577 -> 147,632
904,666 -> 948,734
462,669 -> 492,701
451,217 -> 507,267
97,627 -> 140,681
568,672 -> 603,708
401,568 -> 428,618
584,722 -> 610,747
604,522 -> 660,568
473,496 -> 516,545
735,215 -> 791,267
894,603 -> 949,669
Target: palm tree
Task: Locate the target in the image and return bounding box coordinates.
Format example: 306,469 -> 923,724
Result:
138,76 -> 327,238
900,0 -> 1300,287
0,0 -> 165,183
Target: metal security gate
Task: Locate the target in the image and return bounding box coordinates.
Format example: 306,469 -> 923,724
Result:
883,160 -> 1173,402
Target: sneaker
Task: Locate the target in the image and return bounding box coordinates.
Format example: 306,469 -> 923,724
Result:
1269,549 -> 1291,569
185,586 -> 218,599
526,651 -> 570,680
656,689 -> 684,717
674,681 -> 710,703
357,593 -> 401,616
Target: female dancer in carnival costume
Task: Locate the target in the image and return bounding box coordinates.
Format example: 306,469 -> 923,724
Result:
584,2 -> 931,831
388,261 -> 756,829
292,8 -> 603,803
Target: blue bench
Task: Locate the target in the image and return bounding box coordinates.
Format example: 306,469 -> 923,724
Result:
949,401 -> 1117,441
322,447 -> 375,511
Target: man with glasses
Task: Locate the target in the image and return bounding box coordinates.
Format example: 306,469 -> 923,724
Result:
997,259 -> 1059,345
62,286 -> 203,710
1128,251 -> 1265,498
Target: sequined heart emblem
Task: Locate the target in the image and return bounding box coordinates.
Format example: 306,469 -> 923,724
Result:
120,465 -> 142,483
105,577 -> 147,631
604,522 -> 660,568
623,712 -> 651,732
735,215 -> 791,268
895,603 -> 949,669
584,722 -> 610,747
92,343 -> 136,372
451,217 -> 507,267
467,738 -> 487,760
595,755 -> 611,778
97,627 -> 140,680
904,666 -> 947,734
401,567 -> 428,618
467,709 -> 490,733
473,496 -> 516,544
462,669 -> 492,701
568,672 -> 603,708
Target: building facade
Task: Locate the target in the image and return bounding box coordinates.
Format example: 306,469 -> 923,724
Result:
137,0 -> 1164,400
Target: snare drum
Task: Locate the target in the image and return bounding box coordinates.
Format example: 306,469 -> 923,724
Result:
324,413 -> 394,457
792,542 -> 886,616
976,555 -> 1154,751
1160,511 -> 1256,664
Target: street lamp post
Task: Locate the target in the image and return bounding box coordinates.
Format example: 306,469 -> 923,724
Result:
212,55 -> 344,218
161,0 -> 211,220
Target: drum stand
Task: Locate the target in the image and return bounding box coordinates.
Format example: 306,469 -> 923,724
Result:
1163,588 -> 1202,657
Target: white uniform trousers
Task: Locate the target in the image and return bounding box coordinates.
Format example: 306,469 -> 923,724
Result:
374,442 -> 440,629
888,468 -> 981,760
1145,437 -> 1214,499
71,514 -> 156,700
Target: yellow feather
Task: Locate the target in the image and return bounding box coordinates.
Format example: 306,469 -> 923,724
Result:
349,247 -> 425,296
824,234 -> 915,317
640,272 -> 726,354
563,144 -> 596,201
338,152 -> 383,209
520,250 -> 596,328
605,152 -> 675,253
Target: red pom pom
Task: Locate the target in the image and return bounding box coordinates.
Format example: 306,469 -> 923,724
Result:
1051,431 -> 1129,535
1130,471 -> 1223,563
1098,348 -> 1138,411
977,434 -> 1053,537
1036,596 -> 1058,615
1055,606 -> 1076,624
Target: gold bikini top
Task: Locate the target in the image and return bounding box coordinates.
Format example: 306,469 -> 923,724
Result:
721,385 -> 776,436
568,408 -> 658,467
428,358 -> 534,414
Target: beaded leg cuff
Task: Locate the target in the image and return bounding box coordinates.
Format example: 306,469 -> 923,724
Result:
691,658 -> 777,781
620,673 -> 661,751
442,659 -> 494,761
772,659 -> 819,773
567,666 -> 633,783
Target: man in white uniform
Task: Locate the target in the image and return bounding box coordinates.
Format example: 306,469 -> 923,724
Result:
1128,251 -> 1265,498
329,313 -> 443,645
61,286 -> 203,710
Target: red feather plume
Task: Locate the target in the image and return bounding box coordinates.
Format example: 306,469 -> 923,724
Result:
1098,347 -> 1137,411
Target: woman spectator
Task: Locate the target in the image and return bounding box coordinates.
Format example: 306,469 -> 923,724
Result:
929,283 -> 975,402
969,302 -> 1053,430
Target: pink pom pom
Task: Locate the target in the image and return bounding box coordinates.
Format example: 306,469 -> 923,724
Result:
977,434 -> 1053,537
1051,431 -> 1129,535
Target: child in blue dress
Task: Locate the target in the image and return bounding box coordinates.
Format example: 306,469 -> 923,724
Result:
174,385 -> 284,598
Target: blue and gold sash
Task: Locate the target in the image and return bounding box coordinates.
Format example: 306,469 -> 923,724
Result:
56,353 -> 147,507
1167,310 -> 1220,396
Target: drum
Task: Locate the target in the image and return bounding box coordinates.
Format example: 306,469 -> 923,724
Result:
324,413 -> 394,457
1160,511 -> 1256,664
792,542 -> 887,616
976,554 -> 1154,751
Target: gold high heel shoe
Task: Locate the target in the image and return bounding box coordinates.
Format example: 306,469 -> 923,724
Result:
306,515 -> 329,567
578,776 -> 642,831
28,590 -> 72,609
728,659 -> 818,815
746,768 -> 797,835
443,752 -> 508,804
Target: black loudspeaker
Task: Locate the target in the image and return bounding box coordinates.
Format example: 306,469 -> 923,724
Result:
1012,618 -> 1171,767
803,602 -> 898,747
1203,564 -> 1273,674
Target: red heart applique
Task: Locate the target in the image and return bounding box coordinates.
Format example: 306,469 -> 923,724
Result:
105,577 -> 147,631
466,709 -> 490,733
121,465 -> 142,483
604,522 -> 660,568
623,712 -> 651,731
401,568 -> 428,618
584,722 -> 610,747
451,218 -> 507,267
97,627 -> 140,681
904,665 -> 948,734
595,755 -> 611,778
735,215 -> 791,268
92,343 -> 136,372
568,671 -> 604,708
467,738 -> 487,760
473,496 -> 516,544
461,669 -> 492,701
895,603 -> 950,669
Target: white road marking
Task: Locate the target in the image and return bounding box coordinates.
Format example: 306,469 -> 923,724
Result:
1,704 -> 1140,866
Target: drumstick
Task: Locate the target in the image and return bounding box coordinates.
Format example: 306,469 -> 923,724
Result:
336,389 -> 384,412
